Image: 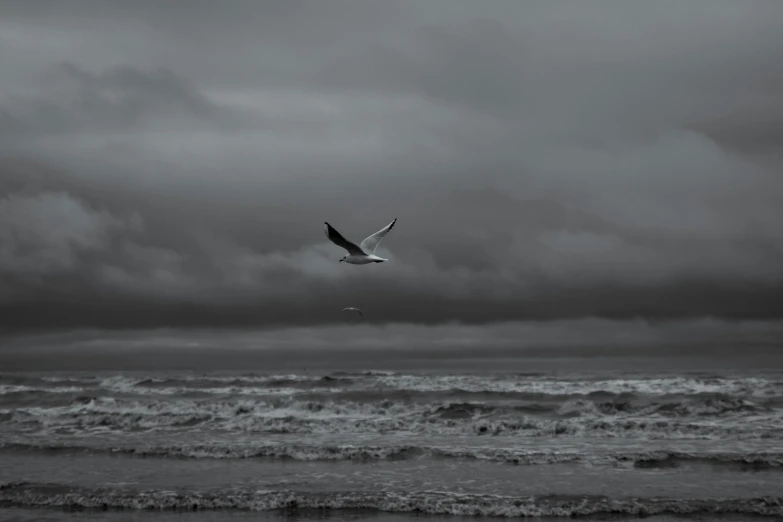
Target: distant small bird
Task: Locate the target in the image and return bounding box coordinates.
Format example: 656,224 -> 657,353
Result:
324,218 -> 397,264
341,307 -> 363,316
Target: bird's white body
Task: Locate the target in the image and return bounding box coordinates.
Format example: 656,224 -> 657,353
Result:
343,254 -> 388,265
324,218 -> 397,264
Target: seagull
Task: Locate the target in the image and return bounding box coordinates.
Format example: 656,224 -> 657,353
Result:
324,218 -> 397,264
341,307 -> 363,316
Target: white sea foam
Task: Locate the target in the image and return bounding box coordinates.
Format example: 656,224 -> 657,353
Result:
13,373 -> 778,401
0,384 -> 84,395
7,395 -> 783,440
374,375 -> 782,397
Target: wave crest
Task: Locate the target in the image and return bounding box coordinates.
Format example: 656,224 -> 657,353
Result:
1,482 -> 781,517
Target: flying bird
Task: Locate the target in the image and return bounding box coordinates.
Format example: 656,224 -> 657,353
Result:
341,307 -> 363,316
324,218 -> 397,264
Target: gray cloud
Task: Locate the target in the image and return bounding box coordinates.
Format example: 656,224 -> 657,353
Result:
0,190 -> 132,276
1,1 -> 782,341
0,62 -> 251,144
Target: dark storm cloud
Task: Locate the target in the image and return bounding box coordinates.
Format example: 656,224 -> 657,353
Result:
2,319 -> 782,371
1,1 -> 783,336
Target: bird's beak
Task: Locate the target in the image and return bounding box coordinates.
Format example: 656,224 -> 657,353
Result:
338,259 -> 343,263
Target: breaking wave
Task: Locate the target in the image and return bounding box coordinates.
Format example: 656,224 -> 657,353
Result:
5,392 -> 782,439
1,482 -> 781,517
2,440 -> 782,469
0,385 -> 84,395
3,373 -> 782,397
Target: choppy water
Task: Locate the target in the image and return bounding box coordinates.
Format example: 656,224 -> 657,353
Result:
1,364 -> 782,520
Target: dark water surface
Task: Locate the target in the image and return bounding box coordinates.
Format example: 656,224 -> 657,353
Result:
1,357 -> 782,520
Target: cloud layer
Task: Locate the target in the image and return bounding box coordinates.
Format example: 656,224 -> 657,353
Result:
1,1 -> 782,339
3,319 -> 782,371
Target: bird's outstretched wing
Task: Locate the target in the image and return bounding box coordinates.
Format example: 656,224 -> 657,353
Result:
342,307 -> 363,316
325,222 -> 366,255
359,218 -> 397,254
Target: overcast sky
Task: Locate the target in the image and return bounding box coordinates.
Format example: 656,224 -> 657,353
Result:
1,1 -> 782,361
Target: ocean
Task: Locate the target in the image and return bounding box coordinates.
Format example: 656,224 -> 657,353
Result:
1,356 -> 782,521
